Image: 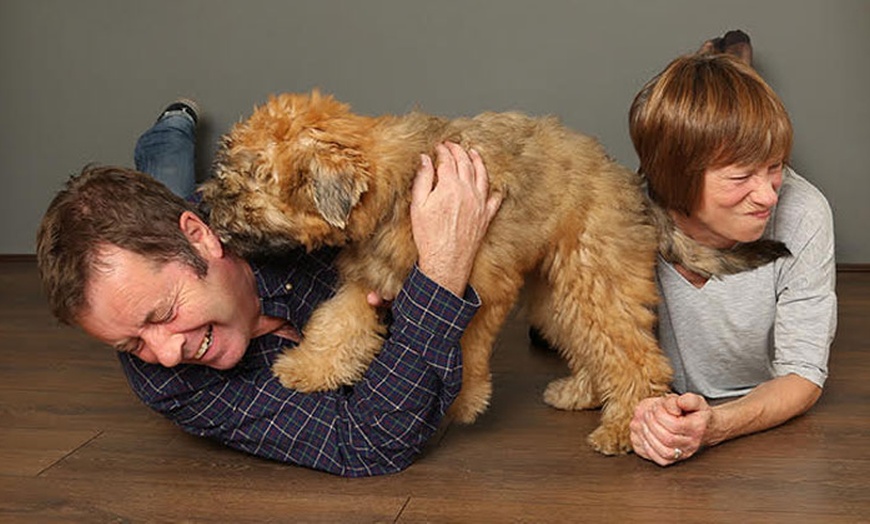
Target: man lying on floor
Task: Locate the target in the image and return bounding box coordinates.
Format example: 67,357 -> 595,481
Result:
36,100 -> 501,477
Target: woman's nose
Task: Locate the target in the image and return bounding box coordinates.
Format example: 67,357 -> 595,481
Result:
752,174 -> 779,208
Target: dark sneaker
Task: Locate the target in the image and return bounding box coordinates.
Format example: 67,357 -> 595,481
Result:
157,97 -> 200,125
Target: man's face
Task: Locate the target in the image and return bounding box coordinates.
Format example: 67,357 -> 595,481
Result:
680,161 -> 784,249
78,212 -> 262,369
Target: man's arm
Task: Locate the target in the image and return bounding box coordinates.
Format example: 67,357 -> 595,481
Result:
224,266 -> 480,476
117,269 -> 476,476
119,142 -> 501,476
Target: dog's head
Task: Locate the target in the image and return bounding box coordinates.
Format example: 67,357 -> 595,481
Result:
202,91 -> 377,257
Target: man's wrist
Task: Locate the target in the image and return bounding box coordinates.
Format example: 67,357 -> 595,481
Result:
417,259 -> 470,298
393,265 -> 480,341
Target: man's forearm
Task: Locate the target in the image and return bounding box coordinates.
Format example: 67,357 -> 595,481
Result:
706,374 -> 822,447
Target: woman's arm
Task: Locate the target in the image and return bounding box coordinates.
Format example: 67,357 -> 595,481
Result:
706,373 -> 821,445
631,373 -> 820,466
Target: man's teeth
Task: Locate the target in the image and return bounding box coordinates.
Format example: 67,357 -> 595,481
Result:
194,326 -> 213,359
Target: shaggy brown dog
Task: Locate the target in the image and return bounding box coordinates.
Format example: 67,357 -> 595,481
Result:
201,92 -> 787,454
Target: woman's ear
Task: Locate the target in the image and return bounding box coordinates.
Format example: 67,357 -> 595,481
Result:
178,211 -> 225,258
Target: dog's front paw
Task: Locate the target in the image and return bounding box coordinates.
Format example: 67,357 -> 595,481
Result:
543,376 -> 601,411
448,379 -> 493,424
587,422 -> 632,456
272,347 -> 366,392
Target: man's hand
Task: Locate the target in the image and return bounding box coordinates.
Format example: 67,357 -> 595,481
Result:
410,142 -> 502,297
629,393 -> 713,466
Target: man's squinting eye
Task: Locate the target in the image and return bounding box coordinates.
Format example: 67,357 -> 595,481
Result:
148,304 -> 176,325
116,338 -> 143,354
158,307 -> 175,323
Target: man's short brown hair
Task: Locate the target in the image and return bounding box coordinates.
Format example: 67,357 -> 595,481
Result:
36,165 -> 208,325
629,53 -> 793,215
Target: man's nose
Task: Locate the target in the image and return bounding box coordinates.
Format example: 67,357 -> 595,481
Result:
141,326 -> 185,367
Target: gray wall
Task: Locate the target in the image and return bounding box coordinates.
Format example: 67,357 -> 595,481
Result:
2,0 -> 868,262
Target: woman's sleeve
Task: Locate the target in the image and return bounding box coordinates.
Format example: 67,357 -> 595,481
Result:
773,174 -> 837,387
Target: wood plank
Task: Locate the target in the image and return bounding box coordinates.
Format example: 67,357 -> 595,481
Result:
0,477 -> 407,523
0,332 -> 127,394
398,497 -> 864,523
0,388 -> 166,433
0,428 -> 99,477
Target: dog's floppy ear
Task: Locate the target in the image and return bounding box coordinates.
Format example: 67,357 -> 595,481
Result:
311,168 -> 368,229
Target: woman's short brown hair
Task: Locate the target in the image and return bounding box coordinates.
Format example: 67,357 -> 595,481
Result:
629,53 -> 793,215
36,165 -> 208,325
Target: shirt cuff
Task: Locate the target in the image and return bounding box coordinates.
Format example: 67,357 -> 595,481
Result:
391,264 -> 480,346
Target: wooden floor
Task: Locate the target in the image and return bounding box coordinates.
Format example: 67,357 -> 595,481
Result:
1,259 -> 868,523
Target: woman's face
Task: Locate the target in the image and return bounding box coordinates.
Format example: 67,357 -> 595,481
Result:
676,161 -> 784,249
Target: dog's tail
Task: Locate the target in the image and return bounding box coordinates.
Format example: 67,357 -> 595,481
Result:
649,199 -> 791,279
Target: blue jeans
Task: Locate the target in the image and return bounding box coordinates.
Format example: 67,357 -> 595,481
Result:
134,111 -> 197,199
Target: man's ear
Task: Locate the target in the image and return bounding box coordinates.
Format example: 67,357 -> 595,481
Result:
311,169 -> 368,229
178,211 -> 224,258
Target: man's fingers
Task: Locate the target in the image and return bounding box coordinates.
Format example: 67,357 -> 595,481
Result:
411,154 -> 435,206
485,191 -> 503,223
366,291 -> 384,307
366,291 -> 394,308
469,148 -> 489,194
434,143 -> 456,178
443,142 -> 475,182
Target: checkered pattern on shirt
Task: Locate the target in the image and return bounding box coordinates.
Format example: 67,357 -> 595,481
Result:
117,247 -> 479,477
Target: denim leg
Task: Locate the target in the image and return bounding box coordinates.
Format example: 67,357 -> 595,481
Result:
134,112 -> 197,199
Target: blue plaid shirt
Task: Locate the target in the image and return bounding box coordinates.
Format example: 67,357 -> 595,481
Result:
117,246 -> 479,477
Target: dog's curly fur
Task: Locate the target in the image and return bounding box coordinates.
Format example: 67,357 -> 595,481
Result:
201,91 -> 788,455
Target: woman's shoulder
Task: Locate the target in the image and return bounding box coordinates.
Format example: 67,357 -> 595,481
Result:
778,167 -> 832,214
772,167 -> 833,234
768,167 -> 836,269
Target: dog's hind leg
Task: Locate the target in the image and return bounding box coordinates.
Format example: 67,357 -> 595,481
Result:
540,227 -> 672,455
271,281 -> 386,392
526,274 -> 602,410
